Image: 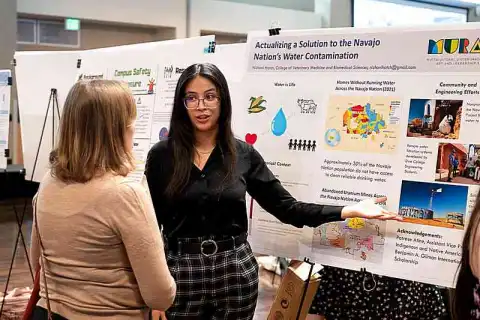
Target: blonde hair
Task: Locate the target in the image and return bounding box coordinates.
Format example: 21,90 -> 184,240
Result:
50,80 -> 137,183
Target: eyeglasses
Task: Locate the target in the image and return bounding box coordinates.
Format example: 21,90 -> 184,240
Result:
184,94 -> 219,110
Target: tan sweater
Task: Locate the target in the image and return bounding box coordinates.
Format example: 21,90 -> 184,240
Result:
30,172 -> 176,319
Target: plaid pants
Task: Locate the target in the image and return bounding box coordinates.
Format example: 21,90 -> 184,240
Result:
165,236 -> 259,319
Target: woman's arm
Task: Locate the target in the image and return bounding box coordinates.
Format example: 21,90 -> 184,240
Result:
30,194 -> 41,272
245,146 -> 344,228
111,178 -> 176,311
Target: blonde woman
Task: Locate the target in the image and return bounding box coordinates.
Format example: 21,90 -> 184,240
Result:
30,80 -> 176,320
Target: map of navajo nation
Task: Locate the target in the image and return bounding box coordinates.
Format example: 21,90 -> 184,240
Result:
343,103 -> 385,138
324,96 -> 401,154
312,219 -> 386,263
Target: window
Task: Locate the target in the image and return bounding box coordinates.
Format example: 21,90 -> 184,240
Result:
353,0 -> 468,28
17,18 -> 80,48
17,19 -> 36,44
38,20 -> 80,47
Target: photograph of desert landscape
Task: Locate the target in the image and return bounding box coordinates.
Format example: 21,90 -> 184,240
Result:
399,180 -> 468,230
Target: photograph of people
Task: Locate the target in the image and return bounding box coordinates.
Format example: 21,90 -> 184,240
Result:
436,143 -> 480,185
145,63 -> 402,319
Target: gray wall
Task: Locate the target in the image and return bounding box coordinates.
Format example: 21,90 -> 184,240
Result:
217,0 -> 315,12
468,7 -> 480,22
217,0 -> 352,27
331,0 -> 352,27
0,0 -> 16,69
0,0 -> 16,164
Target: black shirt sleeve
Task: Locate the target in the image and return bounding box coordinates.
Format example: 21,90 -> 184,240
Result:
245,145 -> 344,228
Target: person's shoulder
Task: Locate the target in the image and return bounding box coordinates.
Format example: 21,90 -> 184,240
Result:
116,176 -> 149,200
234,138 -> 263,159
92,175 -> 147,207
234,138 -> 253,154
149,139 -> 169,154
39,170 -> 54,184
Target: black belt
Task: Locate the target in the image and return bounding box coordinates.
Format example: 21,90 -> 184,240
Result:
166,233 -> 247,256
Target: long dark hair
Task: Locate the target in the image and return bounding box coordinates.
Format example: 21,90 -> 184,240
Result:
452,189 -> 480,319
164,63 -> 236,198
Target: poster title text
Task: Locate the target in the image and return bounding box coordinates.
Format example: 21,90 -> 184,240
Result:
253,37 -> 381,61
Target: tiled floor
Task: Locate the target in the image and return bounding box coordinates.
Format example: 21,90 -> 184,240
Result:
0,199 -> 281,319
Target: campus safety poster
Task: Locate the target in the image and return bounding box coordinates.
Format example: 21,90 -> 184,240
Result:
240,24 -> 480,287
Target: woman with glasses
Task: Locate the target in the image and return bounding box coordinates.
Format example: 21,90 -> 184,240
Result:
145,63 -> 401,319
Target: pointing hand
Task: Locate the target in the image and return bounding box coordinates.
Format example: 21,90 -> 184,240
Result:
340,197 -> 402,221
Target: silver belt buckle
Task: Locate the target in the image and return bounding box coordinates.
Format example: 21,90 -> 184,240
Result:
200,239 -> 218,257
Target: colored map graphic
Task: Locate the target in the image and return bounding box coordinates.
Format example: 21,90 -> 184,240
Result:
312,219 -> 386,263
343,103 -> 385,138
324,96 -> 401,154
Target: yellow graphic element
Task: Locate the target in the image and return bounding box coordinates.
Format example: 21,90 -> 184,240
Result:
248,96 -> 267,113
348,218 -> 365,229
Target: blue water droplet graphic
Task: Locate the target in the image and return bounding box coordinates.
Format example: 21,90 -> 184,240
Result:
271,108 -> 287,136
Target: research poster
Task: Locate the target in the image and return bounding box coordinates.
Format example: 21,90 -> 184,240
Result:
0,70 -> 11,170
241,25 -> 480,287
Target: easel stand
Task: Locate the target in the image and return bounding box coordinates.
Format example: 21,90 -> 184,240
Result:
295,257 -> 315,320
0,88 -> 60,317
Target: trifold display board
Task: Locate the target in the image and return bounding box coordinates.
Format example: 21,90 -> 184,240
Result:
241,23 -> 480,288
14,22 -> 480,288
0,70 -> 11,170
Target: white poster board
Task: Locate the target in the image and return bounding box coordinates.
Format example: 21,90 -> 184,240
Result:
241,23 -> 480,287
15,52 -> 80,181
0,70 -> 11,170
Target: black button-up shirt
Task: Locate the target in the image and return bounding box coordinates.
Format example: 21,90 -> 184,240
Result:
145,139 -> 343,238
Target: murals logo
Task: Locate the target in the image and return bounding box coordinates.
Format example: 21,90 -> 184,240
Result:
428,38 -> 480,54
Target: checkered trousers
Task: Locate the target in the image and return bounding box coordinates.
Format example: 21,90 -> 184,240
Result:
164,236 -> 259,319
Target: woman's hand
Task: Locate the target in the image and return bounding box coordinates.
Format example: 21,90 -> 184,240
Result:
340,197 -> 402,221
152,311 -> 167,320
